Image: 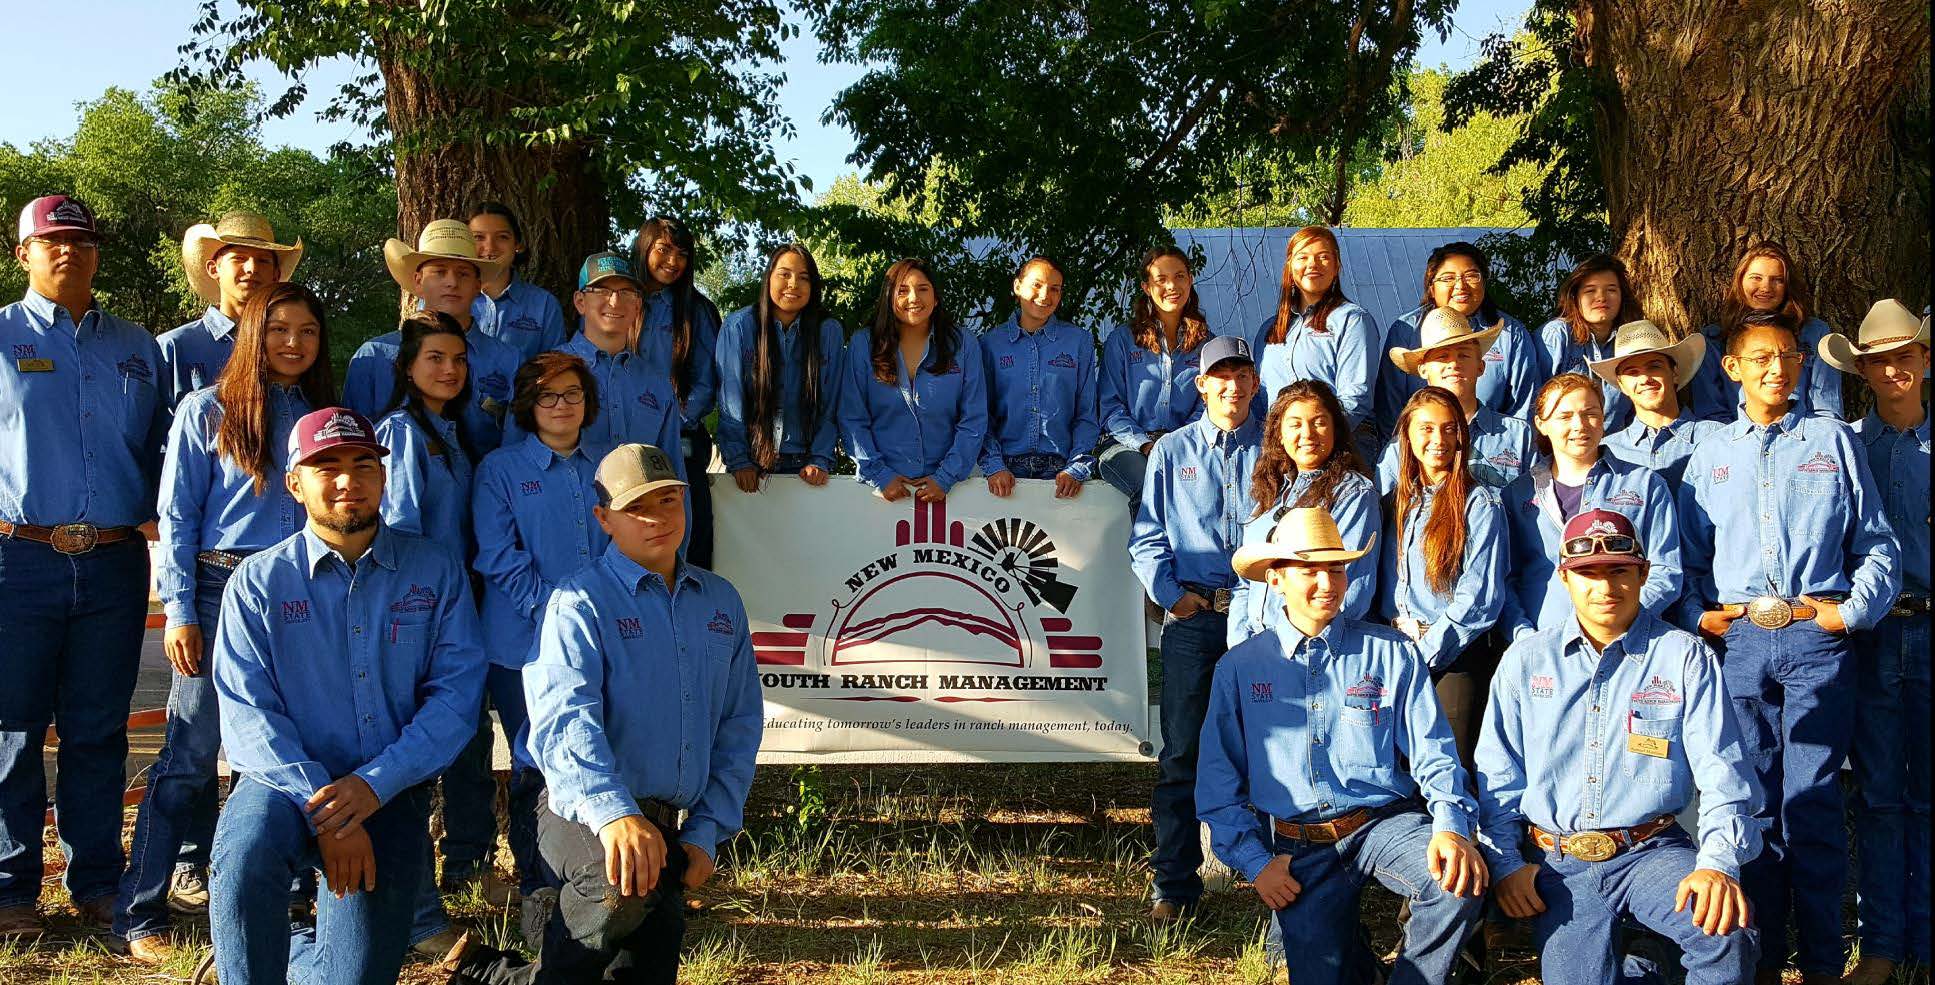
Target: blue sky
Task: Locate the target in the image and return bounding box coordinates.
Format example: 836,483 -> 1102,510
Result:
0,0 -> 1526,198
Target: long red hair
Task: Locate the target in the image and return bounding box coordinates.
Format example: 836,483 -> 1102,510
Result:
1393,387 -> 1474,597
1269,226 -> 1349,344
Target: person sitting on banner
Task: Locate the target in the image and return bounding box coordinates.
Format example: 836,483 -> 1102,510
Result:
1817,300 -> 1930,984
1096,246 -> 1209,511
1592,319 -> 1721,489
1376,306 -> 1538,492
203,407 -> 484,985
442,443 -> 762,984
838,257 -> 989,503
159,211 -> 304,411
1245,226 -> 1379,456
1535,254 -> 1642,433
1128,333 -> 1263,922
715,243 -> 845,491
116,283 -> 335,964
471,352 -> 611,921
1498,372 -> 1682,642
1475,508 -> 1761,985
1684,242 -> 1845,422
467,202 -> 567,364
979,256 -> 1100,499
633,217 -> 723,567
1374,241 -> 1542,445
1228,379 -> 1380,649
1197,506 -> 1487,985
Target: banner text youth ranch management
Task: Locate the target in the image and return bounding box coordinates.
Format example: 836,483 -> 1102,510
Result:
713,478 -> 1155,763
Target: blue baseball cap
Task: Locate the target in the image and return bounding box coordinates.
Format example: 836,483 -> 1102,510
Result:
1200,334 -> 1254,372
577,251 -> 640,290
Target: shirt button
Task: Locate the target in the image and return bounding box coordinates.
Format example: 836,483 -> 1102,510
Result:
1587,776 -> 1598,784
353,626 -> 363,634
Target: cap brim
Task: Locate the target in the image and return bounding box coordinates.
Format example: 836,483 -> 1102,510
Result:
604,476 -> 689,511
1585,334 -> 1705,389
581,271 -> 643,290
1388,323 -> 1504,377
1557,553 -> 1644,573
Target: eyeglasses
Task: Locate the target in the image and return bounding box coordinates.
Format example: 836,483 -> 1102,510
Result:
1735,351 -> 1805,370
582,286 -> 641,304
535,387 -> 586,408
1432,272 -> 1484,288
1561,533 -> 1639,559
27,236 -> 99,252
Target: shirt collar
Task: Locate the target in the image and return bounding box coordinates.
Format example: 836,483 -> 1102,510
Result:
519,432 -> 585,469
1728,400 -> 1805,438
1561,609 -> 1659,662
203,306 -> 236,339
1194,410 -> 1261,446
301,524 -> 398,576
21,288 -> 95,329
1277,618 -> 1343,664
601,543 -> 703,596
1860,408 -> 1932,445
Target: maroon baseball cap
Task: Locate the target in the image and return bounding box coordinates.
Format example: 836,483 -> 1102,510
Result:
1557,508 -> 1645,572
287,408 -> 389,469
17,195 -> 98,241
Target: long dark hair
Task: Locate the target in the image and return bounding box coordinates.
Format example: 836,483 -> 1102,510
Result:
1720,241 -> 1812,331
1556,253 -> 1640,345
1270,226 -> 1349,344
383,310 -> 478,464
1393,386 -> 1474,598
1418,241 -> 1502,327
634,216 -> 719,403
214,283 -> 336,494
1131,245 -> 1210,355
470,201 -> 527,270
748,244 -> 830,470
869,257 -> 960,384
1247,379 -> 1368,520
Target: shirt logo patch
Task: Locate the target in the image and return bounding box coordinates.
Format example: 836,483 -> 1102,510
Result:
520,480 -> 543,496
1179,465 -> 1200,481
1344,674 -> 1387,708
1796,452 -> 1840,475
1487,452 -> 1521,469
1484,348 -> 1505,362
707,609 -> 734,635
508,315 -> 540,335
390,585 -> 440,614
1250,681 -> 1274,702
11,344 -> 34,359
1048,353 -> 1078,369
1711,466 -> 1731,484
638,390 -> 661,410
999,355 -> 1015,369
1529,674 -> 1555,699
1603,490 -> 1643,507
616,616 -> 645,640
116,355 -> 153,382
281,600 -> 311,624
1129,349 -> 1145,363
1630,676 -> 1682,706
944,363 -> 963,375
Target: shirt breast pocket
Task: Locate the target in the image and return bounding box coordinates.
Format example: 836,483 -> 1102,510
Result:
386,616 -> 434,666
1334,708 -> 1394,772
122,375 -> 157,433
1620,714 -> 1684,791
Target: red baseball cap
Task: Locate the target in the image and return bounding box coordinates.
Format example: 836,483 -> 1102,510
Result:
17,195 -> 98,241
1557,508 -> 1645,572
287,408 -> 389,468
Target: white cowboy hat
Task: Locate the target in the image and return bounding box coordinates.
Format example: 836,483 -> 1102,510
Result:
1232,508 -> 1376,583
1388,306 -> 1503,377
1586,319 -> 1706,389
383,218 -> 506,292
1818,299 -> 1929,374
181,212 -> 303,304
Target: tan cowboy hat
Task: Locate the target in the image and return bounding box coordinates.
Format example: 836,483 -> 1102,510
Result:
383,218 -> 506,291
1819,300 -> 1929,374
1586,319 -> 1706,389
1388,306 -> 1503,377
1232,508 -> 1376,583
181,212 -> 303,304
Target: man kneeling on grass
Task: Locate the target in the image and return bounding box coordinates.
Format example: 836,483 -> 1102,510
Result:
445,443 -> 763,984
1196,507 -> 1487,985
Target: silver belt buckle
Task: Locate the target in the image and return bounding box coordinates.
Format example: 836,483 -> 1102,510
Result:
51,523 -> 99,556
1212,588 -> 1232,613
1746,595 -> 1794,630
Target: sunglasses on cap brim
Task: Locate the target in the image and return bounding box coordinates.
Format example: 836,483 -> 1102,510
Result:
1561,534 -> 1640,560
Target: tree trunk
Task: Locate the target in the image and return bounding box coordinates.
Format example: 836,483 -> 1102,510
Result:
1578,0 -> 1930,336
378,51 -> 609,309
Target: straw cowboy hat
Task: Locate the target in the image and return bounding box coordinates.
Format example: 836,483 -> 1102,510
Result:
181,212 -> 303,304
1388,306 -> 1503,377
1586,319 -> 1706,389
1818,299 -> 1929,374
383,218 -> 506,291
1232,508 -> 1376,583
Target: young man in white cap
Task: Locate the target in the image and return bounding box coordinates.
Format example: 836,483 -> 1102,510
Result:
1197,507 -> 1486,985
1476,508 -> 1761,985
1378,306 -> 1538,492
0,194 -> 166,937
1593,319 -> 1724,489
443,443 -> 762,984
159,211 -> 303,409
1820,299 -> 1930,983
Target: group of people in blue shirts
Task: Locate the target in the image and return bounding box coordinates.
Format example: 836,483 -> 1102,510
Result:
0,188 -> 1926,985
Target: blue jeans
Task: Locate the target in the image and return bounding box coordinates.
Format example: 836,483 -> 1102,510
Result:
1151,608 -> 1226,904
209,776 -> 431,985
1272,809 -> 1481,985
1717,618 -> 1854,976
1095,441 -> 1149,511
1530,827 -> 1758,985
0,536 -> 148,909
115,562 -> 231,940
1852,612 -> 1932,963
1003,453 -> 1068,480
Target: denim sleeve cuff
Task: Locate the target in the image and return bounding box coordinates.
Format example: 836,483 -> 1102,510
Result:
163,600 -> 196,629
1692,848 -> 1741,880
1481,841 -> 1525,881
1430,803 -> 1473,840
578,790 -> 644,835
353,765 -> 403,808
1064,457 -> 1094,482
980,453 -> 1006,476
1153,581 -> 1185,612
679,818 -> 721,856
1235,843 -> 1276,883
1838,597 -> 1880,632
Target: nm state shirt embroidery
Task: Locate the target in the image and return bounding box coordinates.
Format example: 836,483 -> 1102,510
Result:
616,617 -> 645,640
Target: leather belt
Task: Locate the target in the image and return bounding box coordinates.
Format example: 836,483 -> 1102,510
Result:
636,798 -> 684,830
0,520 -> 139,555
1892,594 -> 1933,619
1181,582 -> 1232,614
1529,815 -> 1677,863
196,549 -> 254,570
1719,596 -> 1818,630
1272,808 -> 1373,844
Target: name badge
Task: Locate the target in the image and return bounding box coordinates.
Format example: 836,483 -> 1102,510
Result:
1627,732 -> 1671,758
16,358 -> 53,373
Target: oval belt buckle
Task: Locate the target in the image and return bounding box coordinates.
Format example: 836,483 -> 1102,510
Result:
1566,831 -> 1618,862
51,523 -> 99,556
1746,595 -> 1794,630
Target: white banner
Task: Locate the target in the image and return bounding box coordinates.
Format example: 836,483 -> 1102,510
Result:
712,476 -> 1154,763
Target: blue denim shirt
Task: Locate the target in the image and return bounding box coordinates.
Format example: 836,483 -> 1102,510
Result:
473,435 -> 610,669
1475,612 -> 1763,879
1602,412 -> 1724,490
1675,404 -> 1901,631
1375,407 -> 1536,494
472,277 -> 568,364
1376,481 -> 1507,671
156,306 -> 236,410
1129,412 -> 1264,610
523,548 -> 764,854
213,525 -> 486,814
1245,301 -> 1380,431
1196,619 -> 1477,880
0,289 -> 165,527
838,328 -> 990,491
977,316 -> 1101,480
639,289 -> 722,425
1375,306 -> 1541,444
1536,318 -> 1631,433
1499,456 -> 1683,640
713,308 -> 845,473
1097,324 -> 1203,448
375,409 -> 473,561
1686,317 -> 1843,422
343,327 -> 520,457
157,385 -> 311,627
1227,469 -> 1382,647
1855,410 -> 1930,596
